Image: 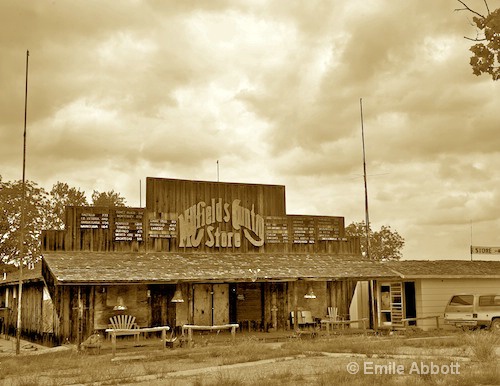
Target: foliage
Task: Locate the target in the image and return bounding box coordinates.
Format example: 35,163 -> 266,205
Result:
345,221 -> 405,260
91,190 -> 126,207
0,177 -> 51,264
457,1 -> 500,80
48,182 -> 88,230
0,177 -> 126,264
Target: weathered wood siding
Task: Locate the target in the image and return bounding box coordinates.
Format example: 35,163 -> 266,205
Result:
41,178 -> 360,255
212,284 -> 229,325
0,282 -> 54,340
193,284 -> 212,325
236,283 -> 263,323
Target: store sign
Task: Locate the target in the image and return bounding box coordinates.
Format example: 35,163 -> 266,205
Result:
178,198 -> 264,248
471,246 -> 500,254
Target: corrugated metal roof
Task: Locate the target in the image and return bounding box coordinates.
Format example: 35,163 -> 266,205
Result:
42,252 -> 399,284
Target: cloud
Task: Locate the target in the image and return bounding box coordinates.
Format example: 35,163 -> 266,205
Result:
1,0 -> 499,260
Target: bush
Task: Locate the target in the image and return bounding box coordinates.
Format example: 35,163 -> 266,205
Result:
464,330 -> 500,362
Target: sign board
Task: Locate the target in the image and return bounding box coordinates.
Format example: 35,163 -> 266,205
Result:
114,209 -> 143,242
471,246 -> 500,255
80,212 -> 109,229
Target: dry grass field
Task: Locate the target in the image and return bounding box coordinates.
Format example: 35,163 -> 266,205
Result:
0,329 -> 499,385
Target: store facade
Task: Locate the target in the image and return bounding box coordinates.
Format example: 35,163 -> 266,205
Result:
41,177 -> 398,343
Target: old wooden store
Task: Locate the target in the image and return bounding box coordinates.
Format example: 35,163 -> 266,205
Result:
35,177 -> 398,344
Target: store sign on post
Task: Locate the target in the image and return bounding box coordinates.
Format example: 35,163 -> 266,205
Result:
471,246 -> 500,254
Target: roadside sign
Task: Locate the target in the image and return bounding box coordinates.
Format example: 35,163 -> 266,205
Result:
471,246 -> 500,254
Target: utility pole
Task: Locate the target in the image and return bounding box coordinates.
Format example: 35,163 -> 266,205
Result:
16,50 -> 29,355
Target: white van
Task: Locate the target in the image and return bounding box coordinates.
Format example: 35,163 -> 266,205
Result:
444,294 -> 500,331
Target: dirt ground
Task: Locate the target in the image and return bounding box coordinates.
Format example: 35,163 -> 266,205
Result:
1,331 -> 499,385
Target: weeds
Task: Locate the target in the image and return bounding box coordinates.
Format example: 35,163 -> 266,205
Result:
1,331 -> 498,385
464,330 -> 500,362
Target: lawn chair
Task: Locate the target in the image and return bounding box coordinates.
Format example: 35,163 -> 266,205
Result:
327,307 -> 339,322
107,315 -> 139,342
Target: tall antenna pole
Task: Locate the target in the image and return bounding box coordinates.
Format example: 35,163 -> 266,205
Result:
139,179 -> 142,208
217,160 -> 219,182
360,98 -> 371,259
361,98 -> 377,331
16,50 -> 29,355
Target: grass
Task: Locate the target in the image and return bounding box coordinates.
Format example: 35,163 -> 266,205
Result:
463,330 -> 500,362
0,330 -> 498,385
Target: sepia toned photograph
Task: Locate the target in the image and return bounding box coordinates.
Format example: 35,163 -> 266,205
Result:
1,1 -> 499,385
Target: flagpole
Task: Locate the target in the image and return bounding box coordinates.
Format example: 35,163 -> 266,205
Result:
16,50 -> 29,355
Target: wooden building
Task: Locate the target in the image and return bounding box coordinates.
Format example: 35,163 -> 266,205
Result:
40,177 -> 400,343
0,263 -> 55,343
36,177 -> 500,343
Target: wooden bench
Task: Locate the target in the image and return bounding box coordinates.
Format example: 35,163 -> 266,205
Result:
182,324 -> 239,348
105,315 -> 172,356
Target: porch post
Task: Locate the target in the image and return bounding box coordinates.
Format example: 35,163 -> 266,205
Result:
293,281 -> 298,330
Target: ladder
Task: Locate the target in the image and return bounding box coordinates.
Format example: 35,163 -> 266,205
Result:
390,282 -> 404,327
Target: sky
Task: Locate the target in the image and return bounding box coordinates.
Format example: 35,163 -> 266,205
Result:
1,0 -> 499,261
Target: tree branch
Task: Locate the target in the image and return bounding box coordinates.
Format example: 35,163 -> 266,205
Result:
483,0 -> 490,15
455,0 -> 485,18
464,36 -> 487,41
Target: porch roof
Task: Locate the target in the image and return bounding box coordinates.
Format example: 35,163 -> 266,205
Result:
42,252 -> 399,285
384,260 -> 500,279
0,263 -> 43,285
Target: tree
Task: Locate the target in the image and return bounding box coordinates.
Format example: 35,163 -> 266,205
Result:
48,182 -> 88,230
345,221 -> 405,260
91,190 -> 127,207
456,0 -> 500,80
0,177 -> 52,264
1,178 -> 128,265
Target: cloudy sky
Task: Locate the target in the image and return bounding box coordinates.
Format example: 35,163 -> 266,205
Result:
1,1 -> 499,261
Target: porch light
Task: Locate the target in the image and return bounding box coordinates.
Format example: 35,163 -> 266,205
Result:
171,288 -> 185,303
304,285 -> 316,299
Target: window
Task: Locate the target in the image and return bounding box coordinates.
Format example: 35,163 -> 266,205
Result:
449,295 -> 473,306
479,295 -> 500,306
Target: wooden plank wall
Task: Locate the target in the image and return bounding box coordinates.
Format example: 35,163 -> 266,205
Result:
193,284 -> 212,325
236,283 -> 262,323
41,178 -> 361,255
212,284 -> 229,325
263,282 -> 288,330
328,279 -> 357,320
146,178 -> 286,253
1,283 -> 45,337
62,206 -> 145,252
286,281 -> 328,321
